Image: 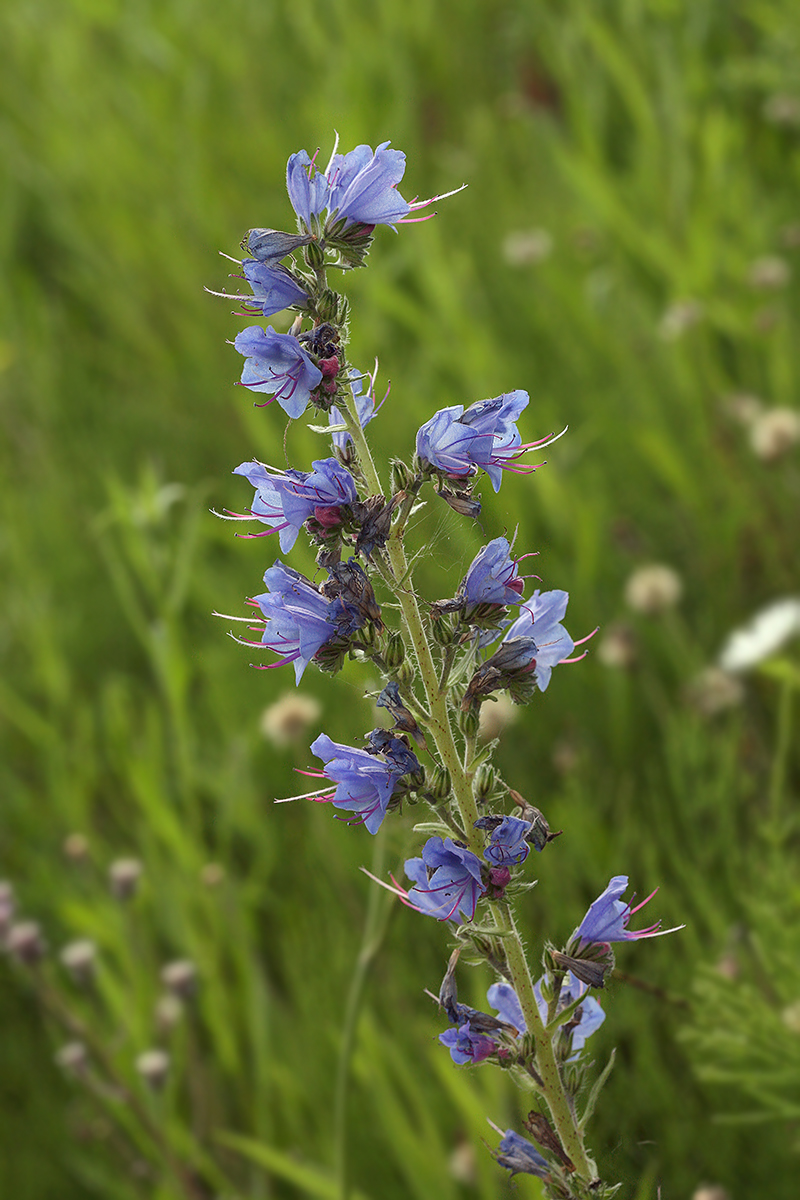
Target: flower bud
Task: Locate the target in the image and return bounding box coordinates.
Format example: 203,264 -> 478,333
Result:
7,920 -> 46,965
60,939 -> 97,986
304,240 -> 326,271
396,659 -> 415,687
431,613 -> 458,645
458,705 -> 481,740
426,764 -> 452,803
315,288 -> 342,324
473,763 -> 496,802
160,960 -> 197,1000
384,630 -> 405,670
109,858 -> 143,901
389,459 -> 416,493
135,1049 -> 170,1091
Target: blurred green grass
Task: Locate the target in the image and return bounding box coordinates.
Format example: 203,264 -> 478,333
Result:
1,0 -> 799,1196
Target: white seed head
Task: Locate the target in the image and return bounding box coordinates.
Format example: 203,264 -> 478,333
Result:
721,392 -> 763,426
160,959 -> 197,999
63,833 -> 90,862
135,1049 -> 170,1090
658,300 -> 703,341
763,93 -> 800,126
200,862 -> 225,888
155,993 -> 185,1033
260,692 -> 322,748
60,939 -> 97,983
748,255 -> 791,290
55,1042 -> 88,1074
109,858 -> 143,900
749,407 -> 800,461
477,692 -> 518,741
7,920 -> 46,964
692,1188 -> 730,1200
624,564 -> 683,614
686,667 -> 745,717
502,229 -> 553,267
596,623 -> 637,669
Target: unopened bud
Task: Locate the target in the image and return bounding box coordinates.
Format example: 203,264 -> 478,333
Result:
425,765 -> 452,803
384,630 -> 405,670
136,1049 -> 170,1090
304,240 -> 325,271
155,993 -> 185,1033
431,613 -> 458,646
396,659 -> 415,687
160,960 -> 197,1000
389,459 -> 415,493
55,1042 -> 88,1076
7,920 -> 46,965
316,288 -> 341,323
109,858 -> 143,901
458,705 -> 481,740
474,763 -> 496,802
63,833 -> 90,862
60,939 -> 97,985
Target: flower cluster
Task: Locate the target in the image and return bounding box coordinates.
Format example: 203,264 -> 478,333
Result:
213,135 -> 681,1199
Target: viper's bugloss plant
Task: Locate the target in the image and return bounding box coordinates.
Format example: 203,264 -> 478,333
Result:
213,136 -> 683,1199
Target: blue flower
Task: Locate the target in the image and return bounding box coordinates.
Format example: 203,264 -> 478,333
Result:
493,1130 -> 550,1179
404,836 -> 486,922
574,875 -> 684,946
309,733 -> 407,834
286,150 -> 330,227
487,974 -> 605,1061
234,325 -> 323,419
483,816 -> 533,866
462,537 -> 524,611
325,141 -> 410,227
240,261 -> 309,317
501,589 -> 575,692
232,458 -> 357,553
247,562 -> 341,683
416,392 -> 560,494
438,1024 -> 498,1065
329,367 -> 378,451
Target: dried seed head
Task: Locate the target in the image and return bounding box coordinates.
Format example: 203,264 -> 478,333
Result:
135,1049 -> 170,1090
160,960 -> 197,999
748,255 -> 791,290
200,862 -> 225,888
55,1042 -> 88,1075
260,692 -> 321,748
749,407 -> 800,462
155,993 -> 185,1033
686,667 -> 745,717
596,622 -> 637,669
63,833 -> 90,862
624,564 -> 683,614
109,859 -> 143,901
7,920 -> 46,965
60,939 -> 97,985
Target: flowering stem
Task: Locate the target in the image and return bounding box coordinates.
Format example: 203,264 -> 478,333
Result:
339,395 -> 481,851
499,902 -> 594,1182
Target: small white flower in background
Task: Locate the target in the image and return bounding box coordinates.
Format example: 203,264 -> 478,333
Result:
658,300 -> 703,341
691,1187 -> 730,1200
781,1000 -> 800,1034
502,229 -> 553,266
685,667 -> 745,717
749,407 -> 800,461
747,255 -> 791,290
260,692 -> 321,747
719,598 -> 800,673
625,564 -> 683,615
763,93 -> 800,127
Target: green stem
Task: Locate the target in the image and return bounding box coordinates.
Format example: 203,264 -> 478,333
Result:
499,903 -> 594,1181
339,397 -> 481,851
334,823 -> 391,1200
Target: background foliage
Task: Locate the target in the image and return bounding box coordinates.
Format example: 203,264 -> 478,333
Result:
1,1 -> 799,1196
